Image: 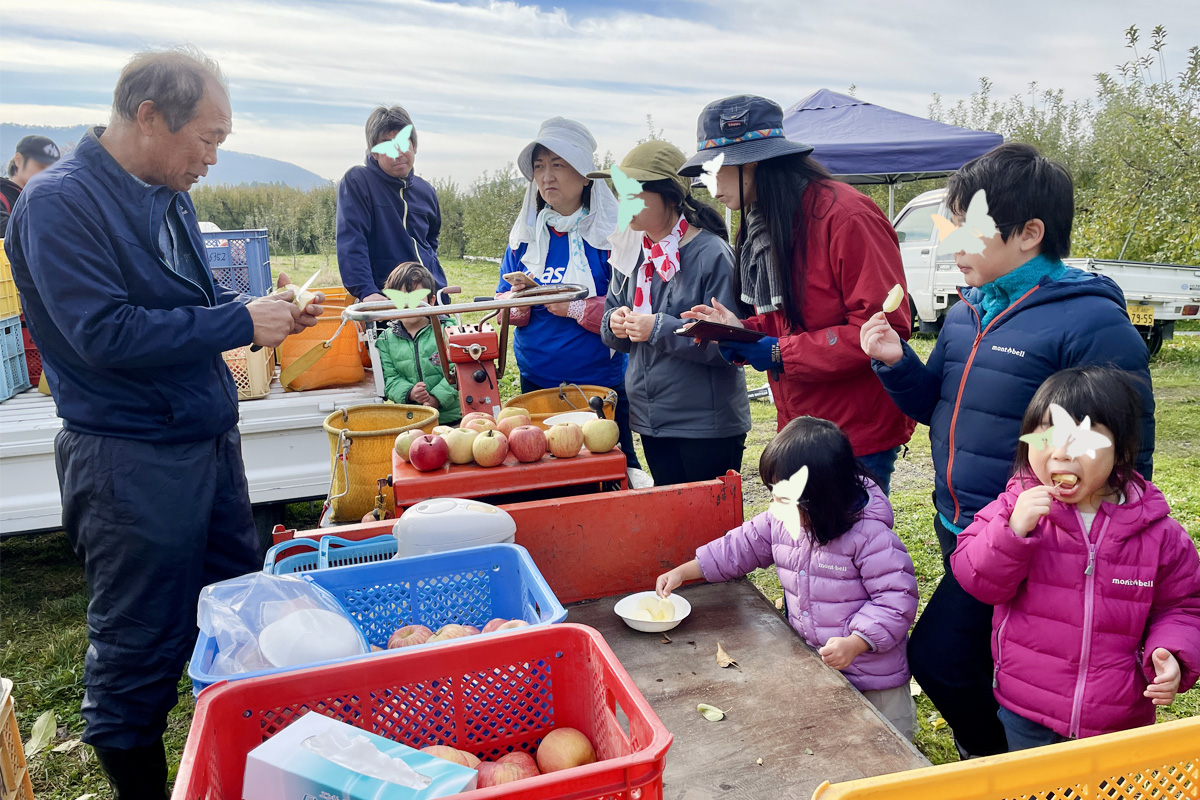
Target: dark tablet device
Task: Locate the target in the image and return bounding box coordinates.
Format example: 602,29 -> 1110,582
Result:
673,320 -> 767,343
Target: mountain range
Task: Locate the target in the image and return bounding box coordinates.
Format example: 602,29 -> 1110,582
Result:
0,124 -> 330,189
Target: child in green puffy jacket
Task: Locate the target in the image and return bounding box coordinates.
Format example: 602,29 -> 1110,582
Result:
376,262 -> 462,425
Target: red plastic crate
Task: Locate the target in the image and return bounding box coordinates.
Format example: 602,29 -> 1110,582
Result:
21,324 -> 40,385
173,624 -> 671,800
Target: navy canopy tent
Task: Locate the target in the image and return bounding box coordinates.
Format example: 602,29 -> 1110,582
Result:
782,89 -> 1002,217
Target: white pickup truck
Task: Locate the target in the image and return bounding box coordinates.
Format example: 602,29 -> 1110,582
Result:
0,364 -> 382,539
894,189 -> 1200,353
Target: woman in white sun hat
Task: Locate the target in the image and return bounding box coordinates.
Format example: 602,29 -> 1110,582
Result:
497,117 -> 640,471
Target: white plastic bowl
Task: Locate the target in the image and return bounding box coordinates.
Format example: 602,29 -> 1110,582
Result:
614,591 -> 691,633
543,411 -> 597,427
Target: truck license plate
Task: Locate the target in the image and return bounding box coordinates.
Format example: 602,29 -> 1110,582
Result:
1127,305 -> 1154,326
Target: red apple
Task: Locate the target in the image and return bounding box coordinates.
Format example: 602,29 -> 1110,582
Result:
387,624 -> 433,649
497,406 -> 529,422
497,619 -> 530,631
394,430 -> 422,462
497,414 -> 532,438
478,761 -> 537,787
408,434 -> 450,472
443,428 -> 478,465
464,417 -> 499,434
428,624 -> 472,644
463,625 -> 481,636
536,728 -> 596,773
481,618 -> 508,634
472,429 -> 509,467
497,751 -> 539,775
508,425 -> 547,463
546,423 -> 584,458
421,746 -> 480,768
461,411 -> 495,427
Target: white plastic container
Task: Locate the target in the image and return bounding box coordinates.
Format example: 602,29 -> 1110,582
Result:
391,498 -> 516,558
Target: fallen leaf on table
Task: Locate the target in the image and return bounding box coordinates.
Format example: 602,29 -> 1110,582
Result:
661,633 -> 672,644
25,709 -> 56,756
755,757 -> 764,766
909,679 -> 923,697
697,703 -> 726,722
716,642 -> 739,669
52,738 -> 82,753
932,717 -> 947,731
805,747 -> 814,755
774,597 -> 783,610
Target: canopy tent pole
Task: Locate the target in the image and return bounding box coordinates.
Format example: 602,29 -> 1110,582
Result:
889,183 -> 896,220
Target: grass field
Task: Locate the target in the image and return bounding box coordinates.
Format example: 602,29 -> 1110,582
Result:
2,256 -> 1197,796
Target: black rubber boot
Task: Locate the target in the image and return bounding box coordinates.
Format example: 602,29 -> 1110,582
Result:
92,739 -> 169,800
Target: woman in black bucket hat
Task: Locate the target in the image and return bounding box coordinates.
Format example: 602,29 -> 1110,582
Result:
679,95 -> 914,494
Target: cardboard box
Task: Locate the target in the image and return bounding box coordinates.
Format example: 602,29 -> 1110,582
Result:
243,712 -> 477,800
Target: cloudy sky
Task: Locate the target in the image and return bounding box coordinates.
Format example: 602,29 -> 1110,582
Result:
2,0 -> 1196,185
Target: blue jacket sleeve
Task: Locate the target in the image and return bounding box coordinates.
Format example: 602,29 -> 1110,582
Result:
871,335 -> 947,426
336,170 -> 378,300
19,191 -> 253,368
1061,305 -> 1155,479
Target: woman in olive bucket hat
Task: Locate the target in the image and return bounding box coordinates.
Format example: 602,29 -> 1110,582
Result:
679,95 -> 914,493
496,117 -> 641,472
593,141 -> 751,486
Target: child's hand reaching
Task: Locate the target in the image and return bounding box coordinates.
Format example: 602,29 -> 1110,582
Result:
1009,485 -> 1054,538
656,559 -> 702,598
819,635 -> 870,670
1145,648 -> 1182,706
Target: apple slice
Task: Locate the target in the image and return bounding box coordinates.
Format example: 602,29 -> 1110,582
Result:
628,609 -> 654,622
636,595 -> 675,622
882,284 -> 905,314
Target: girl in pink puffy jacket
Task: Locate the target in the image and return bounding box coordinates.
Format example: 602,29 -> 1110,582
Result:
656,417 -> 919,739
952,367 -> 1200,751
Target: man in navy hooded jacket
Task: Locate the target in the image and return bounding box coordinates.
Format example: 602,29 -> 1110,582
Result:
4,47 -> 322,799
336,104 -> 444,301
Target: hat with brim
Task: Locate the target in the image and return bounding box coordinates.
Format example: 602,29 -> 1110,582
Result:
516,117 -> 599,182
678,94 -> 813,177
15,135 -> 61,166
587,140 -> 690,196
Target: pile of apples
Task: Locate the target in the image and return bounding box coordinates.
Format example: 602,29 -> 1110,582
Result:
386,618 -> 530,649
421,727 -> 597,788
394,407 -> 621,472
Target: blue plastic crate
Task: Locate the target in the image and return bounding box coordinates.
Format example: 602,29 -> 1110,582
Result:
189,542 -> 566,695
0,314 -> 30,401
262,537 -> 321,574
201,229 -> 272,296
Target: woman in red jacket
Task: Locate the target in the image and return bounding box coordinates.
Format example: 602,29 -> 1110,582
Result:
679,95 -> 914,492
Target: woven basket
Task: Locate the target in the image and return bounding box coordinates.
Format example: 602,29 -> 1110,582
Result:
503,384 -> 616,430
323,404 -> 438,522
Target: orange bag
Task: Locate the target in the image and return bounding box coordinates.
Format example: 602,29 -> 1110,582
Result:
277,306 -> 364,391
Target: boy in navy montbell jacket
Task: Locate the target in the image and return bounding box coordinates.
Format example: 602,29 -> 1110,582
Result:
859,143 -> 1154,757
337,105 -> 444,300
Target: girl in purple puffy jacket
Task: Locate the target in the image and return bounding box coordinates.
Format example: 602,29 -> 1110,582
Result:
952,367 -> 1200,751
656,417 -> 919,739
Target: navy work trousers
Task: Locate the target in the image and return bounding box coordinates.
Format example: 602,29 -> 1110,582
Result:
56,427 -> 261,750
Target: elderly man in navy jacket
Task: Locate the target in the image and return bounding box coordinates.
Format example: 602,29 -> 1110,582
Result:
336,104 -> 444,301
4,47 -> 322,799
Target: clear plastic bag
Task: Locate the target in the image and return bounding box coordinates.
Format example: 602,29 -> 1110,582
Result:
197,572 -> 369,677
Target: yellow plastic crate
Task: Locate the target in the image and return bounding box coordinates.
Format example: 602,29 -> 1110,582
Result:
0,678 -> 35,800
222,345 -> 274,400
0,241 -> 19,319
813,717 -> 1198,799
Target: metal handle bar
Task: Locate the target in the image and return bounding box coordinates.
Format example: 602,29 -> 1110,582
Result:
341,283 -> 589,323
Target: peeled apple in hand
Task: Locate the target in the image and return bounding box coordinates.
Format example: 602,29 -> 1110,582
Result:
536,728 -> 597,773
275,283 -> 318,312
882,284 -> 905,314
636,595 -> 675,621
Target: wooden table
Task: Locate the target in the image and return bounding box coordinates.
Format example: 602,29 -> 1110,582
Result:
390,447 -> 628,509
568,580 -> 929,799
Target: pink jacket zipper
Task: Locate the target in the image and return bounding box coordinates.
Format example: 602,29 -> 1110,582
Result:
1067,509 -> 1112,738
